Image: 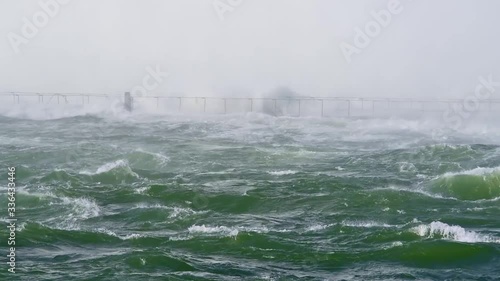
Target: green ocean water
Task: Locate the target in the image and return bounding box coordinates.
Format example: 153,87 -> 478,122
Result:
1,113 -> 500,280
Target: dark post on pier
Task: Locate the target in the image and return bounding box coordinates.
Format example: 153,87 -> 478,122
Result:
124,92 -> 133,112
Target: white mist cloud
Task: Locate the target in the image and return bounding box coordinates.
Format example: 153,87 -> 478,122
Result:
1,0 -> 500,98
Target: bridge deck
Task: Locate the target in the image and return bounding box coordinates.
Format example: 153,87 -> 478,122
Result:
1,92 -> 499,117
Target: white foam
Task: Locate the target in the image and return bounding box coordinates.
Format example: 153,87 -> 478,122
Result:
439,166 -> 500,178
134,203 -> 170,210
16,222 -> 27,232
341,220 -> 396,228
96,228 -> 143,240
267,170 -> 297,176
188,225 -> 239,238
169,207 -> 195,219
80,159 -> 139,177
305,224 -> 334,232
135,148 -> 170,165
96,159 -> 128,174
15,186 -> 56,199
42,196 -> 100,231
467,207 -> 485,211
60,197 -> 100,219
383,241 -> 404,249
187,224 -> 274,238
134,203 -> 200,218
135,186 -> 150,194
168,236 -> 192,241
392,241 -> 403,247
273,228 -> 292,233
411,221 -> 500,243
3,98 -> 500,148
373,185 -> 454,201
122,233 -> 143,240
475,196 -> 500,203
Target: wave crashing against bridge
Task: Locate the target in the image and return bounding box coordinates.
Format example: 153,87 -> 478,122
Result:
1,91 -> 500,119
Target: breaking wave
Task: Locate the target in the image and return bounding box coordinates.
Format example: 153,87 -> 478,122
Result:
430,166 -> 500,200
411,221 -> 500,244
79,159 -> 140,182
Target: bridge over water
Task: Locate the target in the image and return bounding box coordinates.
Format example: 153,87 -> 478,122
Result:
2,92 -> 500,118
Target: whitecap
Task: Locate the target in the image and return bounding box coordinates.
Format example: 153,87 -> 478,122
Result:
96,228 -> 143,240
267,170 -> 297,176
135,186 -> 150,194
60,197 -> 100,219
80,159 -> 139,177
341,220 -> 396,228
134,148 -> 170,165
133,203 -> 201,218
384,241 -> 404,249
188,225 -> 239,238
187,224 -> 272,238
372,185 -> 454,201
16,222 -> 27,232
439,166 -> 500,178
305,224 -> 334,232
411,221 -> 500,243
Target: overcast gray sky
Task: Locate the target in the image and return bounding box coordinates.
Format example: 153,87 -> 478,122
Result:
1,0 -> 499,98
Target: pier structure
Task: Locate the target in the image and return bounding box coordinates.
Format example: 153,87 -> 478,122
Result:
1,92 -> 499,118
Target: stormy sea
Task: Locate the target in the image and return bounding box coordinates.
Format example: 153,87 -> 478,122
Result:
1,103 -> 499,281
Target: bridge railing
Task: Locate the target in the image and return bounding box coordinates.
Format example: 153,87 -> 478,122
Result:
1,92 -> 500,117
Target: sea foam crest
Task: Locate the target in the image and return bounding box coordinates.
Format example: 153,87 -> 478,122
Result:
267,170 -> 297,176
187,224 -> 273,238
135,149 -> 170,165
80,159 -> 139,177
42,197 -> 100,231
134,203 -> 201,218
439,166 -> 500,178
188,225 -> 239,237
95,160 -> 129,174
305,224 -> 335,232
342,220 -> 396,228
412,221 -> 500,243
96,228 -> 143,240
60,196 -> 101,219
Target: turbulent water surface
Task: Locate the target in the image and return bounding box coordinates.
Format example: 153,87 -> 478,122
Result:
1,110 -> 500,280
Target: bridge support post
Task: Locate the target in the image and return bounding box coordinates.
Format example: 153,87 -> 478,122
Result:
124,92 -> 133,112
